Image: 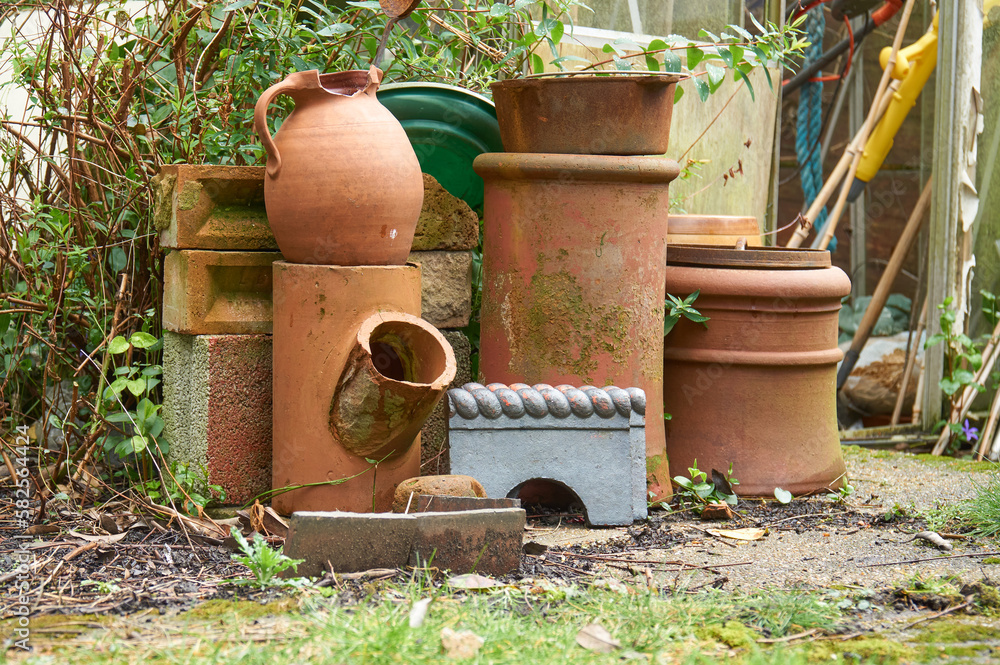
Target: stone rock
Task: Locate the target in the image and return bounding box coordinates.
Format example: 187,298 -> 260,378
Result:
420,331 -> 472,476
407,251 -> 473,329
392,475 -> 486,513
412,173 -> 479,251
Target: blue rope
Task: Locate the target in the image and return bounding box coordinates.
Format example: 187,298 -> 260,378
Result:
796,7 -> 836,250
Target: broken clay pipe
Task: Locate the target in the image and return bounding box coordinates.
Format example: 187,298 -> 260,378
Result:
329,311 -> 457,460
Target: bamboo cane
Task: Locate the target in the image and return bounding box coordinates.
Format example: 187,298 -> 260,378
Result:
975,382 -> 1000,460
836,178 -> 932,390
814,0 -> 918,251
786,0 -> 917,249
786,78 -> 904,248
891,297 -> 929,426
912,356 -> 925,423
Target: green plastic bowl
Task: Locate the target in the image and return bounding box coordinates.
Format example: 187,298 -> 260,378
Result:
378,82 -> 502,212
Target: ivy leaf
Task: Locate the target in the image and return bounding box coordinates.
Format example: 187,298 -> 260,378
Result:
940,377 -> 962,396
108,336 -> 130,354
129,331 -> 158,349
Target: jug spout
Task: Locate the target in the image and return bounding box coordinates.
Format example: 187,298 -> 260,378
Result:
330,312 -> 456,459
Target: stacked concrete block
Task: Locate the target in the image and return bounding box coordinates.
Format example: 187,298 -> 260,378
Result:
158,165 -> 478,504
448,383 -> 648,526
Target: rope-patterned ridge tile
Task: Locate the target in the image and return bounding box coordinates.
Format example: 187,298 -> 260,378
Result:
448,382 -> 645,420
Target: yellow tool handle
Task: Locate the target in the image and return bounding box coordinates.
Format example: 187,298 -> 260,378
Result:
854,13 -> 938,185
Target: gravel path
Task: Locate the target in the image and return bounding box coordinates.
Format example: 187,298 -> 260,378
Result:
526,447 -> 1000,592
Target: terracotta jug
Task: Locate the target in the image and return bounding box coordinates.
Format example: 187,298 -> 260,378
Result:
254,67 -> 423,265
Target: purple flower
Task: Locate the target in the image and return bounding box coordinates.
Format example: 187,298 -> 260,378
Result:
962,419 -> 979,442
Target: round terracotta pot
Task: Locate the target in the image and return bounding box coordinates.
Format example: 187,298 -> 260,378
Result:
490,74 -> 680,155
254,67 -> 423,265
474,152 -> 679,499
666,214 -> 762,247
662,245 -> 851,496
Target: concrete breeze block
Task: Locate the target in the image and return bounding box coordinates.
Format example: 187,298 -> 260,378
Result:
155,166 -> 477,253
407,250 -> 473,329
163,249 -> 281,335
155,165 -> 275,250
283,508 -> 525,577
448,383 -> 647,526
162,331 -> 272,505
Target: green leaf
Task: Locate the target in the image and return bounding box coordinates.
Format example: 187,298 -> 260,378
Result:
924,333 -> 947,349
316,23 -> 354,37
693,78 -> 709,102
698,29 -> 720,43
612,55 -> 632,71
686,46 -> 704,69
674,86 -> 685,103
345,1 -> 381,8
129,331 -> 158,349
127,378 -> 147,397
514,0 -> 535,9
530,52 -> 544,74
705,63 -> 725,89
663,51 -> 682,73
645,54 -> 660,71
940,377 -> 962,396
108,335 -> 130,354
489,3 -> 511,17
728,24 -> 753,41
774,488 -> 793,504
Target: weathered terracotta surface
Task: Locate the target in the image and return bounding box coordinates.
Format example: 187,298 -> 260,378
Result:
330,311 -> 456,459
491,75 -> 679,155
666,215 -> 762,247
154,164 -> 273,250
474,152 -> 677,500
271,262 -> 455,514
662,247 -> 851,496
254,67 -> 423,265
162,249 -> 281,335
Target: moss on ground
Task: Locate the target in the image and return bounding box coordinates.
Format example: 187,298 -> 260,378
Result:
181,598 -> 300,621
806,637 -> 915,664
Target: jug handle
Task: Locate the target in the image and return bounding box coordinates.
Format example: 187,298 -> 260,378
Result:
254,71 -> 320,179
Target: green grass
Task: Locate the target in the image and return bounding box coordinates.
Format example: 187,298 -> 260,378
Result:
5,578 -> 850,665
928,470 -> 1000,539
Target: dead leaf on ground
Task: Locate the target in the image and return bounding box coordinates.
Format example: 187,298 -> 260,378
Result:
67,530 -> 128,544
700,502 -> 734,521
448,573 -> 502,590
441,627 -> 484,658
576,623 -> 620,653
409,597 -> 432,628
706,527 -> 766,541
24,524 -> 60,536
